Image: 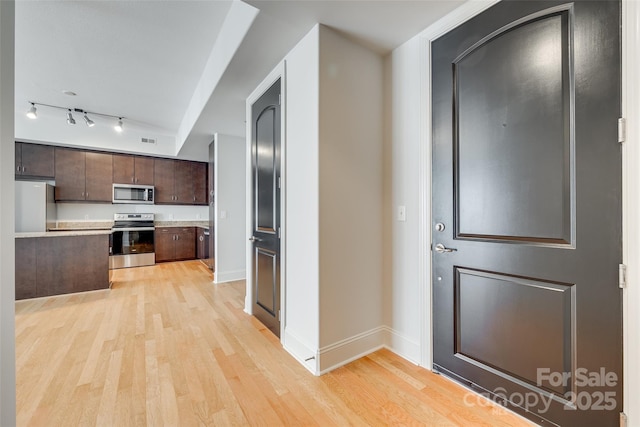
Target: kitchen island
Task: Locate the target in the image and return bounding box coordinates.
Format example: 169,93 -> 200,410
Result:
15,230 -> 112,300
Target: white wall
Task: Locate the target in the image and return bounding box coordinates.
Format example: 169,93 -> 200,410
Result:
0,1 -> 16,424
383,35 -> 424,364
318,26 -> 384,350
281,26 -> 321,367
56,203 -> 207,222
15,113 -> 186,159
213,133 -> 246,283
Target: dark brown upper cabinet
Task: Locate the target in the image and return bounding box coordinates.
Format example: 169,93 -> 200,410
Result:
113,154 -> 154,186
55,148 -> 113,202
15,142 -> 55,179
154,159 -> 207,205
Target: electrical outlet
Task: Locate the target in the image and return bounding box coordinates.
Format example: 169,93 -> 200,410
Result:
84,214 -> 89,220
220,210 -> 227,219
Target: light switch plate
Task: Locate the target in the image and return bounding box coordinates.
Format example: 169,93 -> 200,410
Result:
397,205 -> 406,222
220,210 -> 227,219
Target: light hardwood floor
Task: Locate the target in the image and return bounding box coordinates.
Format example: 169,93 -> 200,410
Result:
16,260 -> 532,426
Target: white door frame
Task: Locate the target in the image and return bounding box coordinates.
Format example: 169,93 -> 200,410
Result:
418,0 -> 640,422
244,62 -> 287,340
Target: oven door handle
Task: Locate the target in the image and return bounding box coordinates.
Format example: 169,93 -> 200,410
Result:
112,227 -> 156,232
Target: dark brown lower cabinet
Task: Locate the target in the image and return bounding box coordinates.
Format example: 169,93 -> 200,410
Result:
15,234 -> 110,300
155,227 -> 196,262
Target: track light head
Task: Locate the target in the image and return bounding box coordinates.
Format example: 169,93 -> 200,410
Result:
114,118 -> 123,132
66,110 -> 76,125
26,103 -> 37,119
83,113 -> 95,127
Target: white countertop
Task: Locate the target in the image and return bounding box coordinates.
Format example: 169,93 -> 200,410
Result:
16,230 -> 113,239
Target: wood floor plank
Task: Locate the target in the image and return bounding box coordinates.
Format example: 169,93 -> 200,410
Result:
15,260 -> 533,427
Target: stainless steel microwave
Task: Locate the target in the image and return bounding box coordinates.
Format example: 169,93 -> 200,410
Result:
112,184 -> 154,204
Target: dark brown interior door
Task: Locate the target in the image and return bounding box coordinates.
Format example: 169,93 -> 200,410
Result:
251,79 -> 281,337
432,1 -> 622,426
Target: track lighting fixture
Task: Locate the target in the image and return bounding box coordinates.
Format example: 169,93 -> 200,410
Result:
26,103 -> 37,119
83,113 -> 95,127
26,101 -> 125,133
66,110 -> 76,125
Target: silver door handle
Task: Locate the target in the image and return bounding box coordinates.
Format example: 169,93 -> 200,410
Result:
249,236 -> 262,242
435,243 -> 457,253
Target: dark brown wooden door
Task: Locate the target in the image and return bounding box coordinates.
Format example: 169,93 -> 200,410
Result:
174,161 -> 193,204
175,227 -> 195,260
432,1 -> 622,426
155,228 -> 175,262
113,154 -> 135,184
15,142 -> 21,176
251,79 -> 281,337
85,152 -> 113,202
192,162 -> 207,205
134,157 -> 154,185
17,143 -> 54,178
15,239 -> 36,300
154,159 -> 175,203
54,148 -> 85,201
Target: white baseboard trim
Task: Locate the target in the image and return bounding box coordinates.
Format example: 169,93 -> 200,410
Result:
317,327 -> 386,374
214,269 -> 245,284
282,326 -> 424,376
283,329 -> 318,375
383,327 -> 422,366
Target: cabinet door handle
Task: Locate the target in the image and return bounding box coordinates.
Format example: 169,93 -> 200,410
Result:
22,166 -> 26,173
16,165 -> 20,172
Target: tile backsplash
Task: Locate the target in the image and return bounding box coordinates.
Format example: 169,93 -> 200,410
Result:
55,203 -> 208,222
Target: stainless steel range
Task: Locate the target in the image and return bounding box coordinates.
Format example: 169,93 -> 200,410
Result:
109,213 -> 155,269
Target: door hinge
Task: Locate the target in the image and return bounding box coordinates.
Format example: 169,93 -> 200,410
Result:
278,310 -> 281,321
620,412 -> 628,427
618,118 -> 626,143
619,264 -> 627,289
278,176 -> 281,189
278,227 -> 281,239
278,94 -> 281,105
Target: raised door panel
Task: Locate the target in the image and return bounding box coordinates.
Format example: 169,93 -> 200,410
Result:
85,152 -> 113,202
154,159 -> 175,203
174,227 -> 196,260
155,228 -> 175,262
21,144 -> 55,178
192,162 -> 207,205
134,157 -> 154,185
113,154 -> 135,184
15,238 -> 36,300
174,161 -> 193,204
55,148 -> 86,201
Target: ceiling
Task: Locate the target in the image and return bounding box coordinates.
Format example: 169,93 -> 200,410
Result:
15,0 -> 464,161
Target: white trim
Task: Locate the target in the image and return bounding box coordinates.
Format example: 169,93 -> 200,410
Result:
213,269 -> 246,284
416,0 -> 499,370
384,327 -> 421,365
317,327 -> 386,374
622,0 -> 640,424
244,62 -> 287,341
283,329 -> 318,375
